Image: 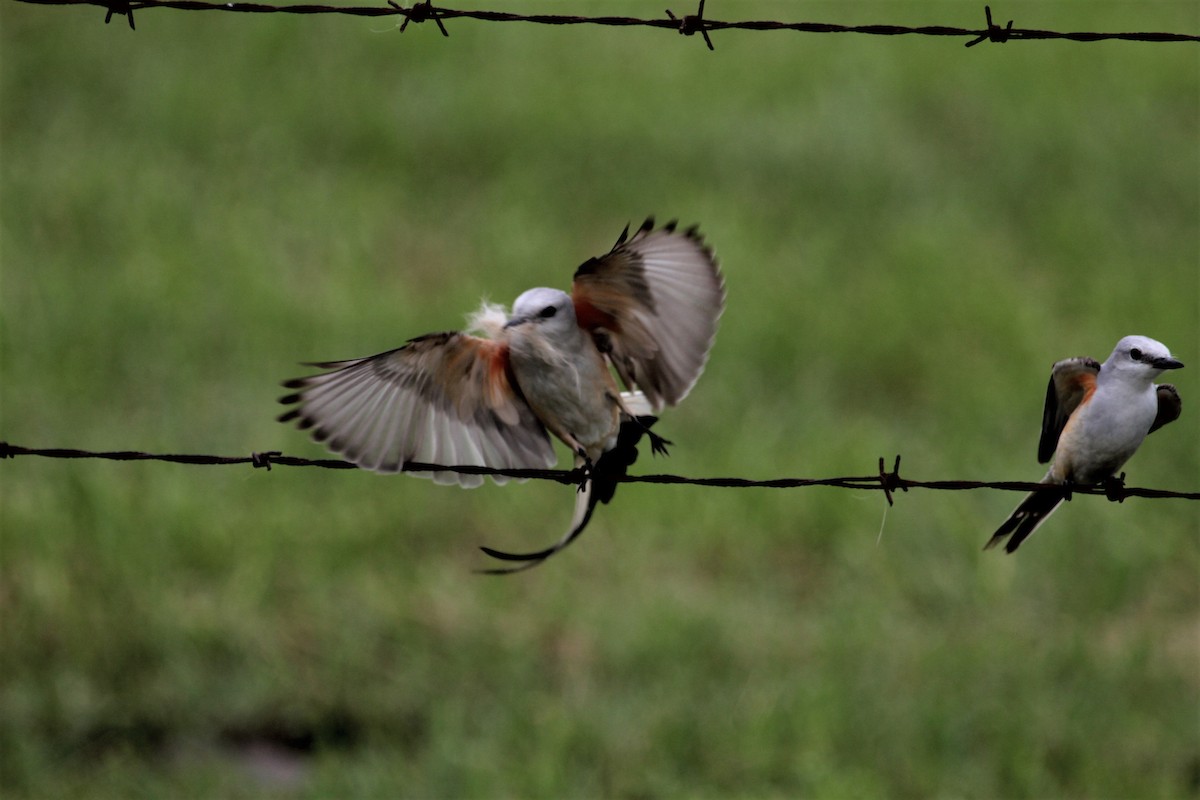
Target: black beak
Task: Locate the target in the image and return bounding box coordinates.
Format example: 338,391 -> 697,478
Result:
1152,356 -> 1184,370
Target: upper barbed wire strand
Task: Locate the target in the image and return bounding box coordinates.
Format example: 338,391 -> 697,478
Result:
13,0 -> 1200,46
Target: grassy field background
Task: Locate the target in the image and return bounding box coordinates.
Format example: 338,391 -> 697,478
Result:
2,1 -> 1198,796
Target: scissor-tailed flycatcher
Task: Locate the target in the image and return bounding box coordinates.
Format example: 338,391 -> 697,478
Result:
985,335 -> 1183,553
278,218 -> 725,571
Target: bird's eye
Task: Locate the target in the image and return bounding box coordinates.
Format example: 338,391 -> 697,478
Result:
539,305 -> 558,319
1130,348 -> 1143,361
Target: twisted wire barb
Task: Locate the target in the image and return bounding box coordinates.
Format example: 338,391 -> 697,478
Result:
3,443 -> 1197,502
14,0 -> 1200,47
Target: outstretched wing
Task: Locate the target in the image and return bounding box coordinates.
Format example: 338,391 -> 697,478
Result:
1037,356 -> 1101,464
278,332 -> 555,487
1148,383 -> 1181,434
571,217 -> 725,411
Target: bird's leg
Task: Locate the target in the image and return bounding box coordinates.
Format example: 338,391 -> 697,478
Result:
559,431 -> 593,491
575,451 -> 593,493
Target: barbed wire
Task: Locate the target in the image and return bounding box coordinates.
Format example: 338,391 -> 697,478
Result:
3,443 -> 1197,504
15,0 -> 1200,47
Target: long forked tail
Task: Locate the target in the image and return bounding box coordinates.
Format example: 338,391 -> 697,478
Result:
984,483 -> 1068,553
477,415 -> 659,574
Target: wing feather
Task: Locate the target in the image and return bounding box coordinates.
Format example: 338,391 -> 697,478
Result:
279,332 -> 555,486
1148,383 -> 1181,434
1037,356 -> 1100,464
571,217 -> 725,410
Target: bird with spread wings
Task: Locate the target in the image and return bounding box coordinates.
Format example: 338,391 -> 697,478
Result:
279,218 -> 725,572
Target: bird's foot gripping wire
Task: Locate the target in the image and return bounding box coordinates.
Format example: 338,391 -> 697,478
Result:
1102,472 -> 1127,503
573,447 -> 594,493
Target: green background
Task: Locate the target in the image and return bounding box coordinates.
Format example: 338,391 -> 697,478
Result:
2,1 -> 1197,796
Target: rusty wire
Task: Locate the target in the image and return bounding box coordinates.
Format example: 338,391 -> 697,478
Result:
3,443 -> 1197,504
14,0 -> 1200,47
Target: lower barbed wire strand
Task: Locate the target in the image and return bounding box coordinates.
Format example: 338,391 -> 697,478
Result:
1,443 -> 1196,500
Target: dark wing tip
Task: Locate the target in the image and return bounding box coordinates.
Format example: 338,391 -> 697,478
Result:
613,222 -> 632,249
610,216 -> 710,255
277,408 -> 317,431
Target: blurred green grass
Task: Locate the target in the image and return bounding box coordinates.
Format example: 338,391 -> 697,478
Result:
2,1 -> 1198,797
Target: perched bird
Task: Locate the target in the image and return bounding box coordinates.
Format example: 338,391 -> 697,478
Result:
278,218 -> 725,571
985,335 -> 1183,553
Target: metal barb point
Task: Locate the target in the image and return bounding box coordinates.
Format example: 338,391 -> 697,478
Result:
395,0 -> 449,36
103,0 -> 136,29
877,454 -> 906,506
965,5 -> 1014,47
251,450 -> 281,470
665,0 -> 714,50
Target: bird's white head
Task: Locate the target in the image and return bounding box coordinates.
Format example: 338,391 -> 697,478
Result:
505,288 -> 579,336
1103,335 -> 1184,380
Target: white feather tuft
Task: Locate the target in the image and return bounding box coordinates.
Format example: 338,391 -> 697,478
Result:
619,390 -> 653,417
467,300 -> 509,340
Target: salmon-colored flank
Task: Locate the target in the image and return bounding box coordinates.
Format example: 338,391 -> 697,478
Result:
1075,371 -> 1098,406
572,293 -> 619,332
1057,371 -> 1099,453
1055,370 -> 1100,482
484,340 -> 512,405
